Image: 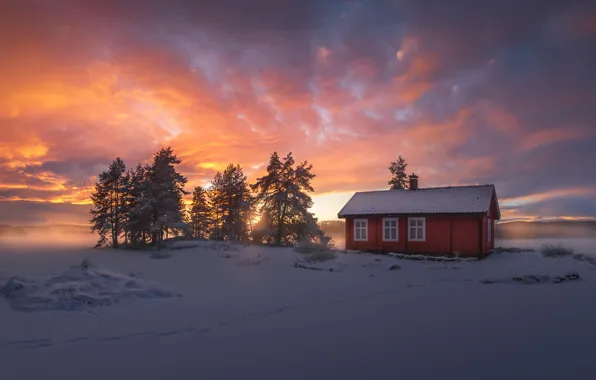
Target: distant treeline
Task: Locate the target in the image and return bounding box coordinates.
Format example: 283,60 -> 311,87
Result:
319,220 -> 596,239
319,220 -> 346,236
90,148 -> 330,249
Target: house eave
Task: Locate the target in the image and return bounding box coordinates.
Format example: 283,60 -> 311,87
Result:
338,211 -> 488,218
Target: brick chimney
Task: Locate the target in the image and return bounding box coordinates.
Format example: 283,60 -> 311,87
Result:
409,173 -> 419,190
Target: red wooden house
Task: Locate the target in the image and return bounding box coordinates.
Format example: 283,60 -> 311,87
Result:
337,175 -> 501,258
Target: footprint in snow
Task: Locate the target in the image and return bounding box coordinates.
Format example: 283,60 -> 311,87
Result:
2,338 -> 54,349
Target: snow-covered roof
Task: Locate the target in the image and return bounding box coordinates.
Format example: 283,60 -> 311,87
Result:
338,185 -> 498,218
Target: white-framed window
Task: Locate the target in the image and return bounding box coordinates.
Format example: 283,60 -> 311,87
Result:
354,219 -> 368,241
408,217 -> 426,241
382,218 -> 398,241
487,219 -> 492,242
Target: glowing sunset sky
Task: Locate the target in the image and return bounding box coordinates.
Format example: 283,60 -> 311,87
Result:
1,0 -> 595,225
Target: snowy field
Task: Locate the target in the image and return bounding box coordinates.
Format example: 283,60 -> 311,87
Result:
2,237 -> 596,380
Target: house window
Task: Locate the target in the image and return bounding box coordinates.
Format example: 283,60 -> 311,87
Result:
408,217 -> 425,241
487,219 -> 492,242
383,218 -> 398,241
354,219 -> 368,241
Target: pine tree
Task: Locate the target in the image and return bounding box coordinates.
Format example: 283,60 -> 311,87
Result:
388,155 -> 409,190
119,169 -> 133,245
148,147 -> 189,245
89,158 -> 126,248
208,164 -> 252,242
126,163 -> 153,247
189,186 -> 212,239
90,172 -> 110,247
209,173 -> 224,240
252,152 -> 326,246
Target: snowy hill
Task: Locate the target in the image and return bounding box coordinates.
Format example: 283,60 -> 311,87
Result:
1,240 -> 596,379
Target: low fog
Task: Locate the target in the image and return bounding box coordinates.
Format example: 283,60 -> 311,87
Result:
0,232 -> 97,253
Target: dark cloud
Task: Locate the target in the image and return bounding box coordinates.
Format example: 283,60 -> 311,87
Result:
464,138 -> 596,199
22,157 -> 108,184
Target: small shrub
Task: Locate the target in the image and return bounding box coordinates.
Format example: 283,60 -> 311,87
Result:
494,247 -> 535,253
541,243 -> 575,258
306,250 -> 338,263
294,242 -> 329,254
79,258 -> 94,270
389,264 -> 402,271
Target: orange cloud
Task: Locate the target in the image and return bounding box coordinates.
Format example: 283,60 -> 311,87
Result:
316,46 -> 333,63
501,187 -> 594,206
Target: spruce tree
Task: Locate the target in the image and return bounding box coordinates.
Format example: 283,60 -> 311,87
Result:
209,172 -> 225,240
90,172 -> 110,247
388,155 -> 409,190
215,164 -> 252,242
189,186 -> 212,239
126,163 -> 153,247
148,147 -> 189,245
119,169 -> 133,245
252,152 -> 326,246
90,157 -> 126,248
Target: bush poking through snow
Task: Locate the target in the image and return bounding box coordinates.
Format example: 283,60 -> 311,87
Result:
541,243 -> 575,258
480,272 -> 581,285
389,264 -> 402,271
150,250 -> 172,259
573,253 -> 596,266
306,250 -> 337,263
79,257 -> 94,270
494,247 -> 535,253
294,242 -> 330,254
388,252 -> 477,262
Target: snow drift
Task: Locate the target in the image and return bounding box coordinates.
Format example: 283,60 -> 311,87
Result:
0,260 -> 180,312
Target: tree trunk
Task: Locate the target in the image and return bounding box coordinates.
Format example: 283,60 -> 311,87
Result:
277,204 -> 287,246
113,182 -> 119,249
276,191 -> 290,246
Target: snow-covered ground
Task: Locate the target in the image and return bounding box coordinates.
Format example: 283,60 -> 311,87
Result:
1,238 -> 596,380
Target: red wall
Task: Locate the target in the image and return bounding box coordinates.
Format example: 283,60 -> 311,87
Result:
481,216 -> 495,255
452,216 -> 481,257
345,215 -> 483,257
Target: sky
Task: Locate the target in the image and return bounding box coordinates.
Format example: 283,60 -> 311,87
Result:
0,0 -> 595,225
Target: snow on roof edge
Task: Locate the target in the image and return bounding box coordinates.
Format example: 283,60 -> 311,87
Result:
352,184 -> 495,195
337,184 -> 497,218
